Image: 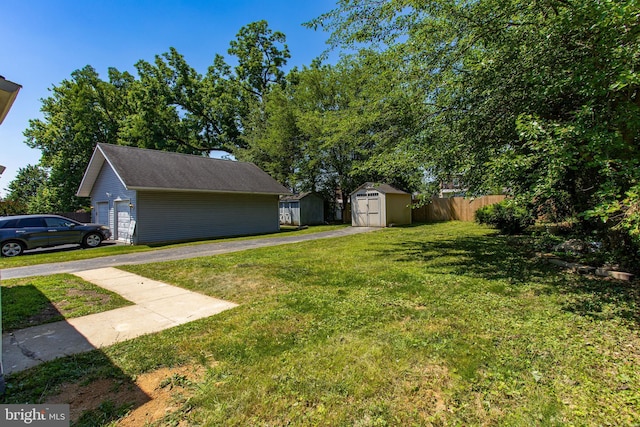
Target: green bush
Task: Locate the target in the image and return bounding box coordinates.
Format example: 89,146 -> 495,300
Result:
475,199 -> 534,234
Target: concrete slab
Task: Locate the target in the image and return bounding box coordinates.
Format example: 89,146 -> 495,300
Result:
3,322 -> 95,374
67,306 -> 177,347
2,268 -> 238,374
73,267 -> 132,282
74,268 -> 184,303
99,280 -> 188,304
142,294 -> 238,324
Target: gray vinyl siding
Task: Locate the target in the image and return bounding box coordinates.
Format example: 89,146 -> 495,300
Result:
300,195 -> 324,225
89,163 -> 136,234
135,191 -> 280,244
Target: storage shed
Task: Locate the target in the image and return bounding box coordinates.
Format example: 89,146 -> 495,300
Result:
77,144 -> 291,244
351,183 -> 412,227
279,192 -> 325,226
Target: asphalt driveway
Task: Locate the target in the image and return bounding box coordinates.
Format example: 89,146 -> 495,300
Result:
1,227 -> 379,279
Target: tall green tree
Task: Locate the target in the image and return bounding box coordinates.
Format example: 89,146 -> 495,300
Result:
239,52 -> 425,222
238,81 -> 303,190
24,66 -> 129,211
312,0 -> 640,236
2,164 -> 48,214
4,164 -> 48,206
18,21 -> 292,212
228,20 -> 291,101
127,48 -> 244,153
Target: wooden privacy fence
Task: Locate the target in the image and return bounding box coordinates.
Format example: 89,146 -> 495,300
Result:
412,195 -> 506,222
58,211 -> 92,223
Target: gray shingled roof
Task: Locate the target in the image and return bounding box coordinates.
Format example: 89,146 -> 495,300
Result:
350,182 -> 409,195
280,192 -> 324,202
77,144 -> 291,197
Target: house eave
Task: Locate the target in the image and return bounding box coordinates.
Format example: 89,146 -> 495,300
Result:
77,146 -> 129,198
129,186 -> 291,196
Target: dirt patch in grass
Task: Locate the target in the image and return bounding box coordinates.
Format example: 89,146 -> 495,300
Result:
56,289 -> 112,312
391,363 -> 452,423
23,303 -> 61,327
45,365 -> 207,425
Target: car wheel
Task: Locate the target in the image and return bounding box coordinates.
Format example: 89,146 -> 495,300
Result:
82,233 -> 103,248
1,241 -> 25,257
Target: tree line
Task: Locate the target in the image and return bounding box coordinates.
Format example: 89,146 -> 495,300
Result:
4,20 -> 423,218
4,0 -> 640,257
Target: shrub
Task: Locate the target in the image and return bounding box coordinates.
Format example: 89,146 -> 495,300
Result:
475,199 -> 534,234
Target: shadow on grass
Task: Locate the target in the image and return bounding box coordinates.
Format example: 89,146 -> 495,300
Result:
545,275 -> 640,328
2,284 -> 67,332
21,242 -> 120,257
374,223 -> 640,328
377,229 -> 547,283
1,283 -> 149,424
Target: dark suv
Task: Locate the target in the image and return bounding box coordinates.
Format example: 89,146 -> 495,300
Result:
0,214 -> 112,257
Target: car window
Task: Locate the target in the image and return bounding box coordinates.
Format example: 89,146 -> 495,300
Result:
45,217 -> 77,228
0,219 -> 19,228
17,218 -> 46,227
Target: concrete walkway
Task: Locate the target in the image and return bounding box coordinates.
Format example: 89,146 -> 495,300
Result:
2,268 -> 237,374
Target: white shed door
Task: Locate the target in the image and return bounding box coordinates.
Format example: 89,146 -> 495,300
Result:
353,191 -> 381,226
115,201 -> 132,241
368,196 -> 380,225
280,202 -> 293,225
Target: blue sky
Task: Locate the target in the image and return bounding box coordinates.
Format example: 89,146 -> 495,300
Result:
0,0 -> 339,196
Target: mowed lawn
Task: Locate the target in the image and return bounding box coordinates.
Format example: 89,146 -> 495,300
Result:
3,222 -> 639,425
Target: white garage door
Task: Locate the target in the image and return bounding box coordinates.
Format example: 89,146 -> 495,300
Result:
115,201 -> 132,241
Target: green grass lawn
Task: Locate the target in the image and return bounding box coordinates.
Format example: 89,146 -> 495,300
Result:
2,222 -> 639,426
0,224 -> 348,268
1,274 -> 132,331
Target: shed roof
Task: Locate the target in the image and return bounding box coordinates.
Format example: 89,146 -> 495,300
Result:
77,143 -> 291,197
280,192 -> 324,202
350,182 -> 409,196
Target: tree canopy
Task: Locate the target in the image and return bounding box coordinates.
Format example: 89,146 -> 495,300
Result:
12,20 -> 423,215
311,0 -> 640,242
10,2 -> 640,256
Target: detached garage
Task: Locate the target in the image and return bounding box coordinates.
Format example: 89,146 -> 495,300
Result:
351,183 -> 412,227
77,144 -> 291,244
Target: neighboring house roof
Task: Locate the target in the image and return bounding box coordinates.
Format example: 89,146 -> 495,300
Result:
280,192 -> 324,202
77,143 -> 291,197
350,182 -> 409,196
